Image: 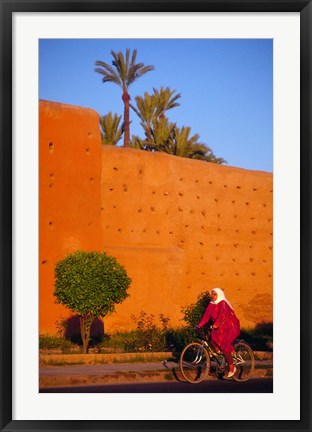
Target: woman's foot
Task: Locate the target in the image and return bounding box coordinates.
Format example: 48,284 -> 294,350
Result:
227,365 -> 236,378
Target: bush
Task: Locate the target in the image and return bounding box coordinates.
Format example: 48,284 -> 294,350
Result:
39,335 -> 77,353
180,291 -> 211,328
240,322 -> 273,351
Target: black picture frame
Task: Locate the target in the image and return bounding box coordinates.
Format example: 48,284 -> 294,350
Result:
1,1 -> 311,431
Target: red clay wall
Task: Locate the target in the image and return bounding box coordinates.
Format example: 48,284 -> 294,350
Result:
39,101 -> 103,334
39,101 -> 273,334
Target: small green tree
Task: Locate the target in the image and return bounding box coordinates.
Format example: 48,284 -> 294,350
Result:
54,251 -> 132,354
181,291 -> 211,328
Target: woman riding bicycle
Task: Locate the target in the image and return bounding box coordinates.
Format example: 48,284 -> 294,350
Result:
195,288 -> 240,378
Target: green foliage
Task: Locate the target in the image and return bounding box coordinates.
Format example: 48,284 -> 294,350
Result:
130,89 -> 226,163
240,322 -> 273,351
126,312 -> 170,352
100,112 -> 124,146
54,251 -> 131,318
54,250 -> 131,353
39,335 -> 76,353
95,49 -> 154,147
180,291 -> 211,328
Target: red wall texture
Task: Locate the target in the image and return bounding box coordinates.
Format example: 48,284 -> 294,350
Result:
39,101 -> 273,334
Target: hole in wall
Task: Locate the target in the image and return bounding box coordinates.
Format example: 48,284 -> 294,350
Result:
41,260 -> 48,265
48,221 -> 54,227
178,192 -> 184,197
88,132 -> 92,137
201,210 -> 206,217
86,148 -> 90,155
113,167 -> 118,171
48,142 -> 54,153
150,207 -> 155,212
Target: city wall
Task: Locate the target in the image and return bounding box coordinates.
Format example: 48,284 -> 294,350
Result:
39,101 -> 273,334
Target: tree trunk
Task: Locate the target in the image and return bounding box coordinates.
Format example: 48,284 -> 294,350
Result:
122,91 -> 130,148
80,315 -> 93,354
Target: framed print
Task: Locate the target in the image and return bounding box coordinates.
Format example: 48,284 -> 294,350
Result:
1,0 -> 311,431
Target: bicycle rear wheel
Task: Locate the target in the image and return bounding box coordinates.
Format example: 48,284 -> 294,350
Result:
232,341 -> 255,382
179,342 -> 210,384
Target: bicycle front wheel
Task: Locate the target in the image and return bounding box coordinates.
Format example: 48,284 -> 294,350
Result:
179,342 -> 210,384
232,341 -> 255,382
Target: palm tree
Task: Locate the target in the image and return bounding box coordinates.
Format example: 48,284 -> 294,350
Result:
152,86 -> 181,119
95,49 -> 154,148
100,112 -> 124,146
130,92 -> 158,146
130,87 -> 181,148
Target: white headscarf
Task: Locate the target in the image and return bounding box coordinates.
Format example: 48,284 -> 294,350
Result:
210,287 -> 234,310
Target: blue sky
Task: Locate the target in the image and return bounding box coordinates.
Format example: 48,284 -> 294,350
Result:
39,39 -> 273,172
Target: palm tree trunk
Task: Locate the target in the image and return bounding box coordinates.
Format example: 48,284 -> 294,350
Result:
122,91 -> 131,148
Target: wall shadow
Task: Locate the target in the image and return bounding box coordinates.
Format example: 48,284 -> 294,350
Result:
64,315 -> 104,346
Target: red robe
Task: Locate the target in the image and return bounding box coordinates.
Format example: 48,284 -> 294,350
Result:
198,300 -> 240,353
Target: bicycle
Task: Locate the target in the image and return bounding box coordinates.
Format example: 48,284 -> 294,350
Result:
179,327 -> 255,384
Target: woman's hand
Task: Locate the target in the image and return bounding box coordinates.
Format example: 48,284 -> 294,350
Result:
212,324 -> 218,329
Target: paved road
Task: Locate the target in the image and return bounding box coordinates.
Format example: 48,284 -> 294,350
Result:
40,377 -> 273,393
40,360 -> 273,376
